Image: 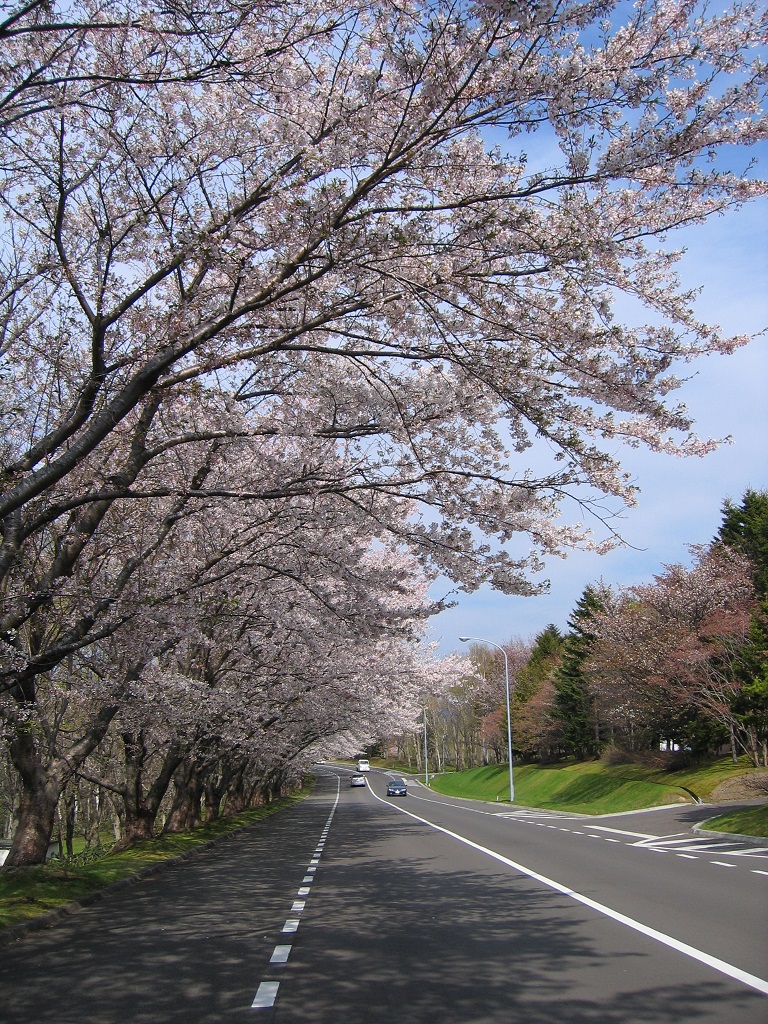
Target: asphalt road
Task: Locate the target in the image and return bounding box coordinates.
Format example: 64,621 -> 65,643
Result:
0,767 -> 766,1023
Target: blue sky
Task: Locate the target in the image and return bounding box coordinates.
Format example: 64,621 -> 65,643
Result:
428,195 -> 768,657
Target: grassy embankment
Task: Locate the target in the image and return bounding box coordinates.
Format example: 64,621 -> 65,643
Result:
0,792 -> 307,934
426,757 -> 768,837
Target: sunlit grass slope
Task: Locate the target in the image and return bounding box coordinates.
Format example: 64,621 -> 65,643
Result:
428,757 -> 760,815
704,804 -> 768,838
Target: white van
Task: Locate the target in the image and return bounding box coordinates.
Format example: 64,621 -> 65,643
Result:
356,759 -> 371,772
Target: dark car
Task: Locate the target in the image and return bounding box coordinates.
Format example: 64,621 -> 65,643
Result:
386,777 -> 407,797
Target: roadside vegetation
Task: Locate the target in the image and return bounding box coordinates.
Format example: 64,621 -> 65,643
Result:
388,492 -> 768,807
0,793 -> 307,935
427,756 -> 766,818
704,805 -> 768,838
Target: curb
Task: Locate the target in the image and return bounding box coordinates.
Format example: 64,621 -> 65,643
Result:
693,821 -> 768,846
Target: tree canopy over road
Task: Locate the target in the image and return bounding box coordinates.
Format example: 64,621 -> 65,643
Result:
1,0 -> 766,864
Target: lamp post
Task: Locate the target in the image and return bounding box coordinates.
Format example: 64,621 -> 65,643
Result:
459,636 -> 514,802
422,704 -> 429,787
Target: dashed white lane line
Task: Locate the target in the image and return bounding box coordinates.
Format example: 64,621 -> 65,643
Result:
753,870 -> 768,877
369,787 -> 768,998
270,945 -> 292,964
252,982 -> 280,1008
251,774 -> 341,1011
520,819 -> 765,865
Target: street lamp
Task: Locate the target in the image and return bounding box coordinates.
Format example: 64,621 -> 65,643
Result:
422,704 -> 429,787
459,636 -> 514,802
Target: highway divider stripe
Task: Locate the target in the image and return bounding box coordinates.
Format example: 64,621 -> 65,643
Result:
251,774 -> 341,1011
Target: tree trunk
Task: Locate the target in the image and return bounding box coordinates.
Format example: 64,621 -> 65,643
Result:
222,768 -> 248,815
164,762 -> 203,833
115,732 -> 183,849
62,785 -> 77,859
203,763 -> 233,821
2,703 -> 117,868
3,733 -> 59,867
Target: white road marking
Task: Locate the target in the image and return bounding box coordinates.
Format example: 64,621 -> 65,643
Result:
270,945 -> 292,964
302,875 -> 313,883
587,825 -> 659,840
282,919 -> 300,933
710,861 -> 736,868
677,854 -> 698,860
641,839 -> 734,850
636,837 -> 768,858
753,870 -> 768,877
251,982 -> 280,1008
298,886 -> 311,895
369,788 -> 768,997
291,900 -> 305,913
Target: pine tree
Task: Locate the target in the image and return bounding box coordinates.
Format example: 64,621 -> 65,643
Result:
552,586 -> 607,760
716,490 -> 768,765
718,489 -> 768,598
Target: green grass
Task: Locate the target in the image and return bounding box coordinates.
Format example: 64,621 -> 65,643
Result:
703,804 -> 768,839
0,793 -> 307,932
428,757 -> 764,815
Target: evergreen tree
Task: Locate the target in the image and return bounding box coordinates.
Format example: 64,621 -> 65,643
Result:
716,489 -> 768,765
717,489 -> 768,597
552,586 -> 607,760
514,625 -> 564,702
506,626 -> 563,760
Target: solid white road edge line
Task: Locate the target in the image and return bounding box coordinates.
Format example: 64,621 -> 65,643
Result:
369,787 -> 768,997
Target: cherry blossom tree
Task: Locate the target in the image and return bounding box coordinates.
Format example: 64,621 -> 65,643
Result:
3,1 -> 767,646
2,0 -> 768,860
1,414 -> 448,863
587,544 -> 763,762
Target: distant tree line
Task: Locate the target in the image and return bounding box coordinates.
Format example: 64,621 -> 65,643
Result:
401,490 -> 768,772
